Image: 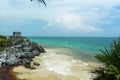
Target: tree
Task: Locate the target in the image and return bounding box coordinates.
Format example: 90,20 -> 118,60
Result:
30,0 -> 46,6
93,39 -> 120,80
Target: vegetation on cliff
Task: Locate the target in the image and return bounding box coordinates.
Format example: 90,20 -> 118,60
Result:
0,35 -> 44,52
0,35 -> 8,52
0,35 -> 45,68
0,35 -> 25,52
93,39 -> 120,80
0,35 -> 45,80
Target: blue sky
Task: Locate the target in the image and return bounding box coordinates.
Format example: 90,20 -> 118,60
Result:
0,0 -> 120,37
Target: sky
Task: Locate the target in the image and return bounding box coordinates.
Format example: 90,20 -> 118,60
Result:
0,0 -> 120,37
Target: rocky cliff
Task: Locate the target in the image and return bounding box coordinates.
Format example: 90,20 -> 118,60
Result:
0,36 -> 45,68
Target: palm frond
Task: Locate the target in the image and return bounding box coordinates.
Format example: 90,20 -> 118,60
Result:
93,39 -> 120,80
96,48 -> 111,65
30,0 -> 46,6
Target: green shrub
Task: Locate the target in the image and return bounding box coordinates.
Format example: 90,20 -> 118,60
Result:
0,35 -> 28,52
0,47 -> 5,52
93,39 -> 120,80
0,35 -> 7,39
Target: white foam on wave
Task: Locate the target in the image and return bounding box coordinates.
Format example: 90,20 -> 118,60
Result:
41,51 -> 72,75
13,48 -> 99,80
41,48 -> 89,76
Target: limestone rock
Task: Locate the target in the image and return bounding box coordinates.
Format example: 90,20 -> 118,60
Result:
0,36 -> 45,68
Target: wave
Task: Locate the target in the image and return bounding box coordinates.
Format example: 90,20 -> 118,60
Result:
13,48 -> 99,80
40,48 -> 98,79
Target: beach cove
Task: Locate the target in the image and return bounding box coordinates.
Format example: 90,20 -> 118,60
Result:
13,37 -> 116,80
0,36 -> 116,80
13,48 -> 99,80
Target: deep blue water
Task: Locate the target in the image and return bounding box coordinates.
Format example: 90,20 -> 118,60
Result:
28,37 -> 117,62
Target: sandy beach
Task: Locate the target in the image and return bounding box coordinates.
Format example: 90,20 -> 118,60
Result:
13,49 -> 99,80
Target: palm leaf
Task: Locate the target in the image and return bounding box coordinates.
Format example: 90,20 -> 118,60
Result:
93,39 -> 120,80
30,0 -> 46,6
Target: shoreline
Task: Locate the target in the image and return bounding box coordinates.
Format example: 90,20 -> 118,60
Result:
0,35 -> 45,80
13,48 -> 100,80
9,67 -> 20,80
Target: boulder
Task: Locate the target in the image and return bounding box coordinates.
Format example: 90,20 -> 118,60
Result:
22,58 -> 32,68
32,50 -> 40,56
6,54 -> 19,65
33,62 -> 40,66
38,45 -> 45,53
23,47 -> 31,52
19,52 -> 35,58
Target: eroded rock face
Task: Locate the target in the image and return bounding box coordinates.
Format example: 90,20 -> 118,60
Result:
0,36 -> 45,68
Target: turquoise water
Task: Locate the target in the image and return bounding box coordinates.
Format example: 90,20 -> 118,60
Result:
28,37 -> 117,62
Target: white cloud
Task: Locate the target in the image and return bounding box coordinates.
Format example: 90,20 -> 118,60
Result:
0,0 -> 120,36
47,14 -> 103,32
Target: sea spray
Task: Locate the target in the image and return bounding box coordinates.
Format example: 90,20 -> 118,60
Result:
41,49 -> 72,75
41,48 -> 93,78
13,48 -> 99,80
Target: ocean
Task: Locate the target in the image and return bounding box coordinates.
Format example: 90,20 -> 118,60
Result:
14,37 -> 118,80
28,37 -> 116,62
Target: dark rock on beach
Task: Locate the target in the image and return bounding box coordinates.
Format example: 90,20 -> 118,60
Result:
0,34 -> 45,80
0,36 -> 45,68
33,62 -> 40,66
0,32 -> 45,80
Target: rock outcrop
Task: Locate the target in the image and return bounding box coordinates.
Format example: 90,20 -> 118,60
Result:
0,36 -> 45,68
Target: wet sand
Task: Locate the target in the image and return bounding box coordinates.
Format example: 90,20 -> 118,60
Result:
0,66 -> 20,80
13,49 -> 99,80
